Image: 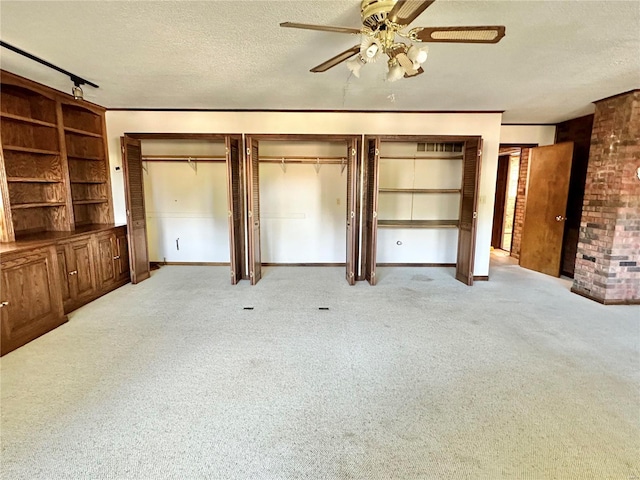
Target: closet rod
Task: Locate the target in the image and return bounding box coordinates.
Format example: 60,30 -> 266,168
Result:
141,154 -> 226,163
379,155 -> 464,160
259,155 -> 346,165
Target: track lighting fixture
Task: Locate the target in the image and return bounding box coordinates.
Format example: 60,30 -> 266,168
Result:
0,41 -> 99,99
72,80 -> 84,100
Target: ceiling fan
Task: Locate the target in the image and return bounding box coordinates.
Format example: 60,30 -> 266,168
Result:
281,0 -> 505,81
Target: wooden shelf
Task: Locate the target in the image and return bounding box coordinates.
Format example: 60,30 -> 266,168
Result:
11,202 -> 66,210
3,145 -> 59,155
0,112 -> 57,128
67,154 -> 105,161
377,219 -> 459,228
379,188 -> 461,194
64,126 -> 103,138
72,199 -> 108,205
7,177 -> 62,183
71,180 -> 106,184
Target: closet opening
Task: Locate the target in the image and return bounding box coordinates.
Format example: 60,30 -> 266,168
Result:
363,135 -> 482,286
121,133 -> 244,284
244,134 -> 359,286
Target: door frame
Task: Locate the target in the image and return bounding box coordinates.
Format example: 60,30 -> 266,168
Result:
242,134 -> 361,285
123,133 -> 244,283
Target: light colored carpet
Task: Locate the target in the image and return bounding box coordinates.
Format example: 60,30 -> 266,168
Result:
1,261 -> 639,479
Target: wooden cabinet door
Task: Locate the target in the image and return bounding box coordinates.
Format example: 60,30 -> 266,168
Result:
69,237 -> 96,302
56,245 -> 72,306
246,136 -> 261,285
0,247 -> 66,356
115,229 -> 130,283
345,138 -> 358,285
121,136 -> 150,284
364,137 -> 380,285
456,137 -> 483,286
519,142 -> 574,276
96,232 -> 117,289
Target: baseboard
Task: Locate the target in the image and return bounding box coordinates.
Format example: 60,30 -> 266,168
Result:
473,275 -> 489,281
570,287 -> 640,305
261,263 -> 345,267
377,263 -> 456,267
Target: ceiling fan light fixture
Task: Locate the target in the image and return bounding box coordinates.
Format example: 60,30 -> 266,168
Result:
387,60 -> 405,82
346,55 -> 366,77
360,36 -> 382,62
407,45 -> 428,65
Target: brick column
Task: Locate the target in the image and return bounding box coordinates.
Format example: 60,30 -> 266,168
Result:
572,90 -> 640,304
510,148 -> 530,259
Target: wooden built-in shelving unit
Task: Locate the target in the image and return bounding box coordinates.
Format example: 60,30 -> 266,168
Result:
0,70 -> 113,241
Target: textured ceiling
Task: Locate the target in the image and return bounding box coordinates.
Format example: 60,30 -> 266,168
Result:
0,0 -> 638,123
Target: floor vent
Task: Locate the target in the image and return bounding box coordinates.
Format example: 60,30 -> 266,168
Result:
243,307 -> 254,310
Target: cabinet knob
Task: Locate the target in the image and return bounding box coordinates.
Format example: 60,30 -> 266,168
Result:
69,270 -> 78,276
0,301 -> 9,308
113,255 -> 120,260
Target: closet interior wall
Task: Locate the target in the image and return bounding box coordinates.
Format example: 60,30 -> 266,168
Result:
258,140 -> 349,264
375,141 -> 463,265
140,139 -> 230,264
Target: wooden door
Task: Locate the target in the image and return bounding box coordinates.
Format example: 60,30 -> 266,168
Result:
456,138 -> 482,286
491,155 -> 510,248
0,247 -> 66,356
70,237 -> 96,301
96,232 -> 117,289
364,137 -> 380,285
56,245 -> 72,306
115,228 -> 130,283
246,136 -> 261,285
520,142 -> 574,276
226,137 -> 244,284
345,138 -> 358,285
121,136 -> 150,284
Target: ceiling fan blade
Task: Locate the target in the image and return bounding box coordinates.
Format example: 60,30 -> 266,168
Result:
410,26 -> 506,43
280,22 -> 362,35
387,1 -> 436,26
396,53 -> 420,76
310,45 -> 361,73
404,67 -> 424,78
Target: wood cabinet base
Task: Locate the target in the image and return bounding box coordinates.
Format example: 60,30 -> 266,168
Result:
1,225 -> 129,355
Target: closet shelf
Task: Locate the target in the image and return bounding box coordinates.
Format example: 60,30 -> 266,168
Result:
377,219 -> 459,228
7,177 -> 62,183
70,180 -> 107,184
0,112 -> 57,128
11,202 -> 66,210
3,145 -> 59,155
72,199 -> 108,205
64,126 -> 103,138
67,154 -> 105,161
379,188 -> 461,194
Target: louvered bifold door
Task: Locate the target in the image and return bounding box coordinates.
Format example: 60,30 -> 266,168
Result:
345,139 -> 358,285
246,137 -> 261,285
226,137 -> 244,285
456,137 -> 482,286
121,136 -> 150,284
364,137 -> 380,285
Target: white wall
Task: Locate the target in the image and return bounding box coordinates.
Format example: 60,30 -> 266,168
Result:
106,111 -> 503,276
141,140 -> 229,263
377,142 -> 462,264
258,141 -> 347,263
499,125 -> 556,146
